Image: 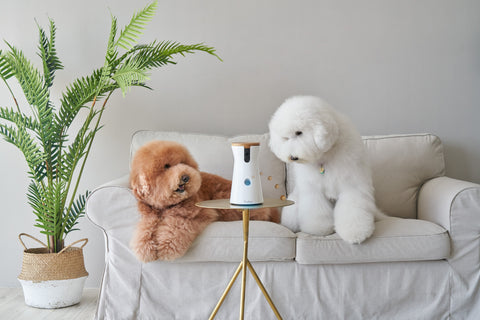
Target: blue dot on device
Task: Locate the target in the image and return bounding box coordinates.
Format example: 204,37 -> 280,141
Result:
244,178 -> 251,186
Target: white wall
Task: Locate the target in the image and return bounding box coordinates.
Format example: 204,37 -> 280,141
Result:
0,0 -> 479,287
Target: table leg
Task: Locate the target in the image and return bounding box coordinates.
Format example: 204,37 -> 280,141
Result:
247,260 -> 283,319
239,208 -> 250,320
209,262 -> 243,320
209,206 -> 282,320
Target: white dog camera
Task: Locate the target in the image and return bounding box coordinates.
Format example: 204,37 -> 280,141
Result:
230,142 -> 264,205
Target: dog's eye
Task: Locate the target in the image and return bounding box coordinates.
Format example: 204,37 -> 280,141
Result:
164,164 -> 171,169
295,131 -> 303,136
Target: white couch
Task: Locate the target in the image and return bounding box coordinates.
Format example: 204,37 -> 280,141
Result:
86,131 -> 480,320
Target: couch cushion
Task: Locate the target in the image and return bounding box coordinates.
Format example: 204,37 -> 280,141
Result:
284,133 -> 445,219
87,184 -> 296,263
177,220 -> 296,262
296,217 -> 450,264
364,134 -> 445,219
130,130 -> 287,200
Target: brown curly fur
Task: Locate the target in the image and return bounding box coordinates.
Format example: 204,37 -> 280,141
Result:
130,140 -> 279,262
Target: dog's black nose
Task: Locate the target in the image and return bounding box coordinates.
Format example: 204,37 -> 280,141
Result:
181,175 -> 190,183
290,156 -> 299,161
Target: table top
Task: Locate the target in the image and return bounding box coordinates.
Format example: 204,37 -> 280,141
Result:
196,198 -> 294,210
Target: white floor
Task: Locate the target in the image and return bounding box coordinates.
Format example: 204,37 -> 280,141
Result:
0,287 -> 99,320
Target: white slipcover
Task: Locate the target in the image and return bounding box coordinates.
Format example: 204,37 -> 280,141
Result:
87,132 -> 480,319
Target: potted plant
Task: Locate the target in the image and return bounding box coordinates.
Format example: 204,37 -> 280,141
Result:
0,0 -> 220,308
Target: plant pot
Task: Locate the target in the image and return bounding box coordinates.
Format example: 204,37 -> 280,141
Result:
17,233 -> 89,309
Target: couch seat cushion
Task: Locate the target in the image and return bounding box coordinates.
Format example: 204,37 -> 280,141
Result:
177,221 -> 296,262
296,217 -> 450,264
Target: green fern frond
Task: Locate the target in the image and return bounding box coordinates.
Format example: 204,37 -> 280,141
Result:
37,19 -> 64,89
0,108 -> 47,180
63,191 -> 89,236
5,125 -> 38,159
0,107 -> 39,131
113,59 -> 150,96
29,180 -> 66,237
150,41 -> 221,61
0,50 -> 14,80
59,110 -> 99,182
101,14 -> 120,84
4,43 -> 49,110
58,68 -> 105,129
0,124 -> 46,181
115,0 -> 157,50
122,40 -> 221,72
28,182 -> 49,230
35,101 -> 55,138
106,15 -> 118,62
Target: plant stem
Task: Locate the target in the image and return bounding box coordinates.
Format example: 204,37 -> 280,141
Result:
0,74 -> 21,113
62,91 -> 113,240
48,235 -> 55,253
59,95 -> 98,242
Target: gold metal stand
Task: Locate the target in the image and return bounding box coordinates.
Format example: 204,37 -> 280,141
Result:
196,198 -> 294,320
209,208 -> 282,320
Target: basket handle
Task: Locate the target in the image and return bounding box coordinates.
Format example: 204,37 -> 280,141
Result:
58,238 -> 88,255
18,233 -> 48,250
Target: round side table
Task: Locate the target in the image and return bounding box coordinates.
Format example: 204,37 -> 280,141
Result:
196,198 -> 294,320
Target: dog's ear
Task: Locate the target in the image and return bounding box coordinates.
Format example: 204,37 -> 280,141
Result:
132,173 -> 151,199
184,153 -> 199,170
313,112 -> 339,152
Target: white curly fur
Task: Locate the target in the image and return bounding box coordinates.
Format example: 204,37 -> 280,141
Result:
269,95 -> 385,244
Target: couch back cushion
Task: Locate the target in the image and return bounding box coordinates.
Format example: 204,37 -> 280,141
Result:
363,134 -> 445,218
131,131 -> 445,219
130,131 -> 287,201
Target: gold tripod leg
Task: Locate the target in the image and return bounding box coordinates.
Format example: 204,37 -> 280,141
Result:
247,260 -> 283,320
239,208 -> 250,320
209,262 -> 243,320
209,208 -> 251,320
209,207 -> 282,319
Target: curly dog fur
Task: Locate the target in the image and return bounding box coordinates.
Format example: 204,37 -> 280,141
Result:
130,140 -> 279,262
269,96 -> 385,244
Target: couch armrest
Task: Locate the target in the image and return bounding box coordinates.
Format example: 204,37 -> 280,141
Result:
86,174 -> 138,238
418,176 -> 480,317
418,176 -> 480,230
97,173 -> 130,189
86,175 -> 142,319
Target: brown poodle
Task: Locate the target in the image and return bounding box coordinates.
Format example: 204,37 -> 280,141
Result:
130,140 -> 280,262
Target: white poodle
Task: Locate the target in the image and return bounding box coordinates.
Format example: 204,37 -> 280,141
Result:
268,95 -> 385,244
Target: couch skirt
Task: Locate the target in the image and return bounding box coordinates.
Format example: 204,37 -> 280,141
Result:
95,256 -> 450,320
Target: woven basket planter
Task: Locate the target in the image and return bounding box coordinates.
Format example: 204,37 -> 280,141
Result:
17,233 -> 89,309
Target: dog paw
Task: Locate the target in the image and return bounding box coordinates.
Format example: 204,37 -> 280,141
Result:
302,222 -> 335,236
131,241 -> 159,263
280,206 -> 300,231
156,238 -> 188,261
335,214 -> 375,244
299,214 -> 335,236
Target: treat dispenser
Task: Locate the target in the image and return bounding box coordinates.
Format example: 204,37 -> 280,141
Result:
230,142 -> 264,205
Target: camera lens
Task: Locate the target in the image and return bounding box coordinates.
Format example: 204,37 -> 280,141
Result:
244,148 -> 250,163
